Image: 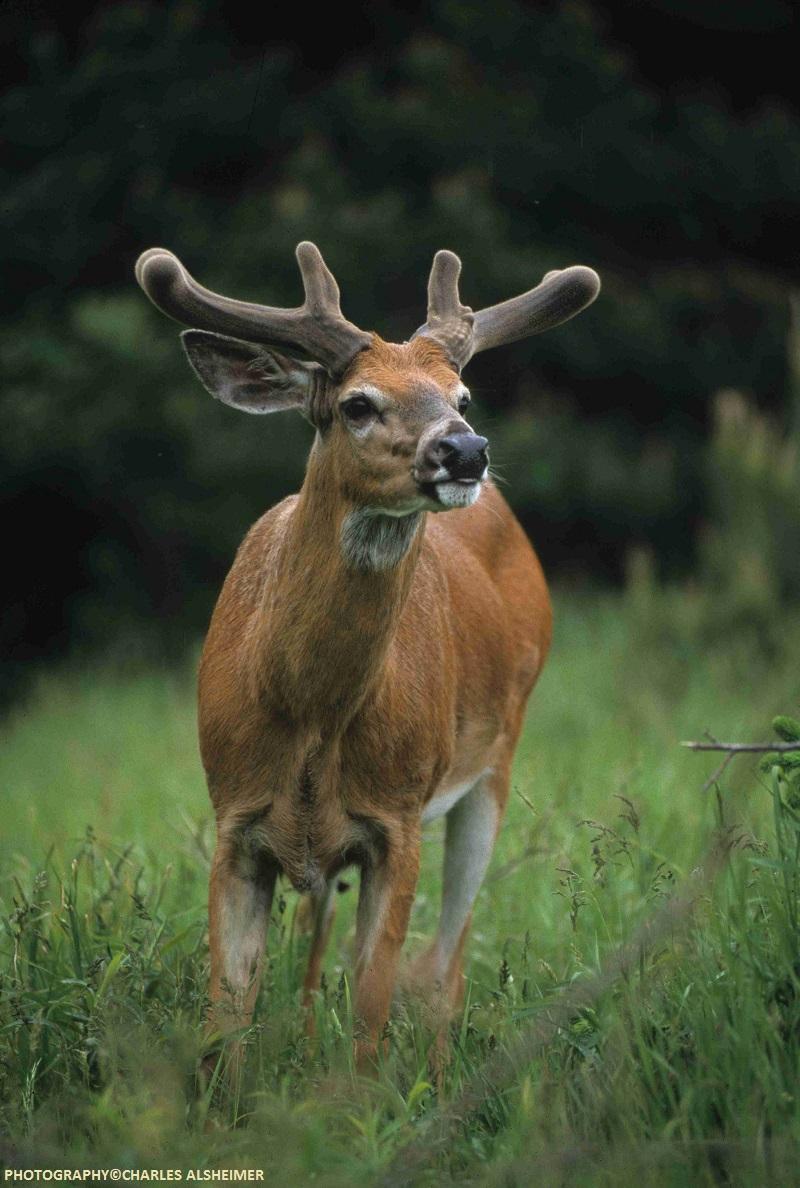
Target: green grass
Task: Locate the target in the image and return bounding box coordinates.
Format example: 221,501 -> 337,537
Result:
2,590 -> 800,1184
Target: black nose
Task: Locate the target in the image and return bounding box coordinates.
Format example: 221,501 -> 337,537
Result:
435,433 -> 489,481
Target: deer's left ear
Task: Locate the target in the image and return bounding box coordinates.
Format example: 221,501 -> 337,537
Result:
181,330 -> 328,419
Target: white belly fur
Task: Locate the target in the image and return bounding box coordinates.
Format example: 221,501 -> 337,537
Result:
421,769 -> 490,823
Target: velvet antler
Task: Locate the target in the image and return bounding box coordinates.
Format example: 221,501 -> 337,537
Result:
135,242 -> 371,377
414,250 -> 600,370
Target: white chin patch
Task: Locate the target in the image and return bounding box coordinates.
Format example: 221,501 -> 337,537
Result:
433,481 -> 482,510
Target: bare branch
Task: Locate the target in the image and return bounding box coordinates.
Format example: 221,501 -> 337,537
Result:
701,751 -> 735,793
682,740 -> 800,754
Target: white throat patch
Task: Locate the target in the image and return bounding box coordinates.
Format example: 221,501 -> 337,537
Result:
340,509 -> 422,573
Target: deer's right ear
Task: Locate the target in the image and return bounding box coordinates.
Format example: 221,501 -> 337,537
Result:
181,330 -> 327,418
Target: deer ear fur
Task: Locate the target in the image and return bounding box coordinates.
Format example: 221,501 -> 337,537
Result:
181,330 -> 324,415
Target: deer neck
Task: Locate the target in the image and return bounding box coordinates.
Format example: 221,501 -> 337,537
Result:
256,444 -> 424,725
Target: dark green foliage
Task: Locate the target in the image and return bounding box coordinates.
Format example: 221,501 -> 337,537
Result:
4,0 -> 799,684
625,369 -> 800,656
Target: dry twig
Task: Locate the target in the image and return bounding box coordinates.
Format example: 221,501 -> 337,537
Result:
682,740 -> 800,754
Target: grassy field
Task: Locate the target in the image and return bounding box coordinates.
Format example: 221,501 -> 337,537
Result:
2,589 -> 800,1184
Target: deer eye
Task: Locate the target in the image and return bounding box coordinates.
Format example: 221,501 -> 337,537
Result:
341,394 -> 376,423
458,392 -> 471,414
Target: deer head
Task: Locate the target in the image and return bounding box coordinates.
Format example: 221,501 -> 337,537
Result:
135,242 -> 599,523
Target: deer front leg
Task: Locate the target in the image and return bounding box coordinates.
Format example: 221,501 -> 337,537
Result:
353,824 -> 420,1070
206,840 -> 276,1075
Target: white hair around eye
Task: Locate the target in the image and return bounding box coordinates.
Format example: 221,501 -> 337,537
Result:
338,383 -> 389,410
338,384 -> 390,436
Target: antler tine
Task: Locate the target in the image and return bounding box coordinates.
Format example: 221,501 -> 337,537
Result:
411,250 -> 475,370
427,250 -> 467,321
135,244 -> 371,377
413,253 -> 600,371
295,241 -> 342,316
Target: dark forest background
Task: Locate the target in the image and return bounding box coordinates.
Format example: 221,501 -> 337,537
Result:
3,0 -> 799,702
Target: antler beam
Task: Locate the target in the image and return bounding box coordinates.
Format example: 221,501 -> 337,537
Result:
414,250 -> 601,371
135,242 -> 372,377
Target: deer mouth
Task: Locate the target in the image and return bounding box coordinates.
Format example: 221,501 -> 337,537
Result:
418,478 -> 483,510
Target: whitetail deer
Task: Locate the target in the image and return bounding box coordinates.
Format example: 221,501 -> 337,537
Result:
135,241 -> 599,1068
